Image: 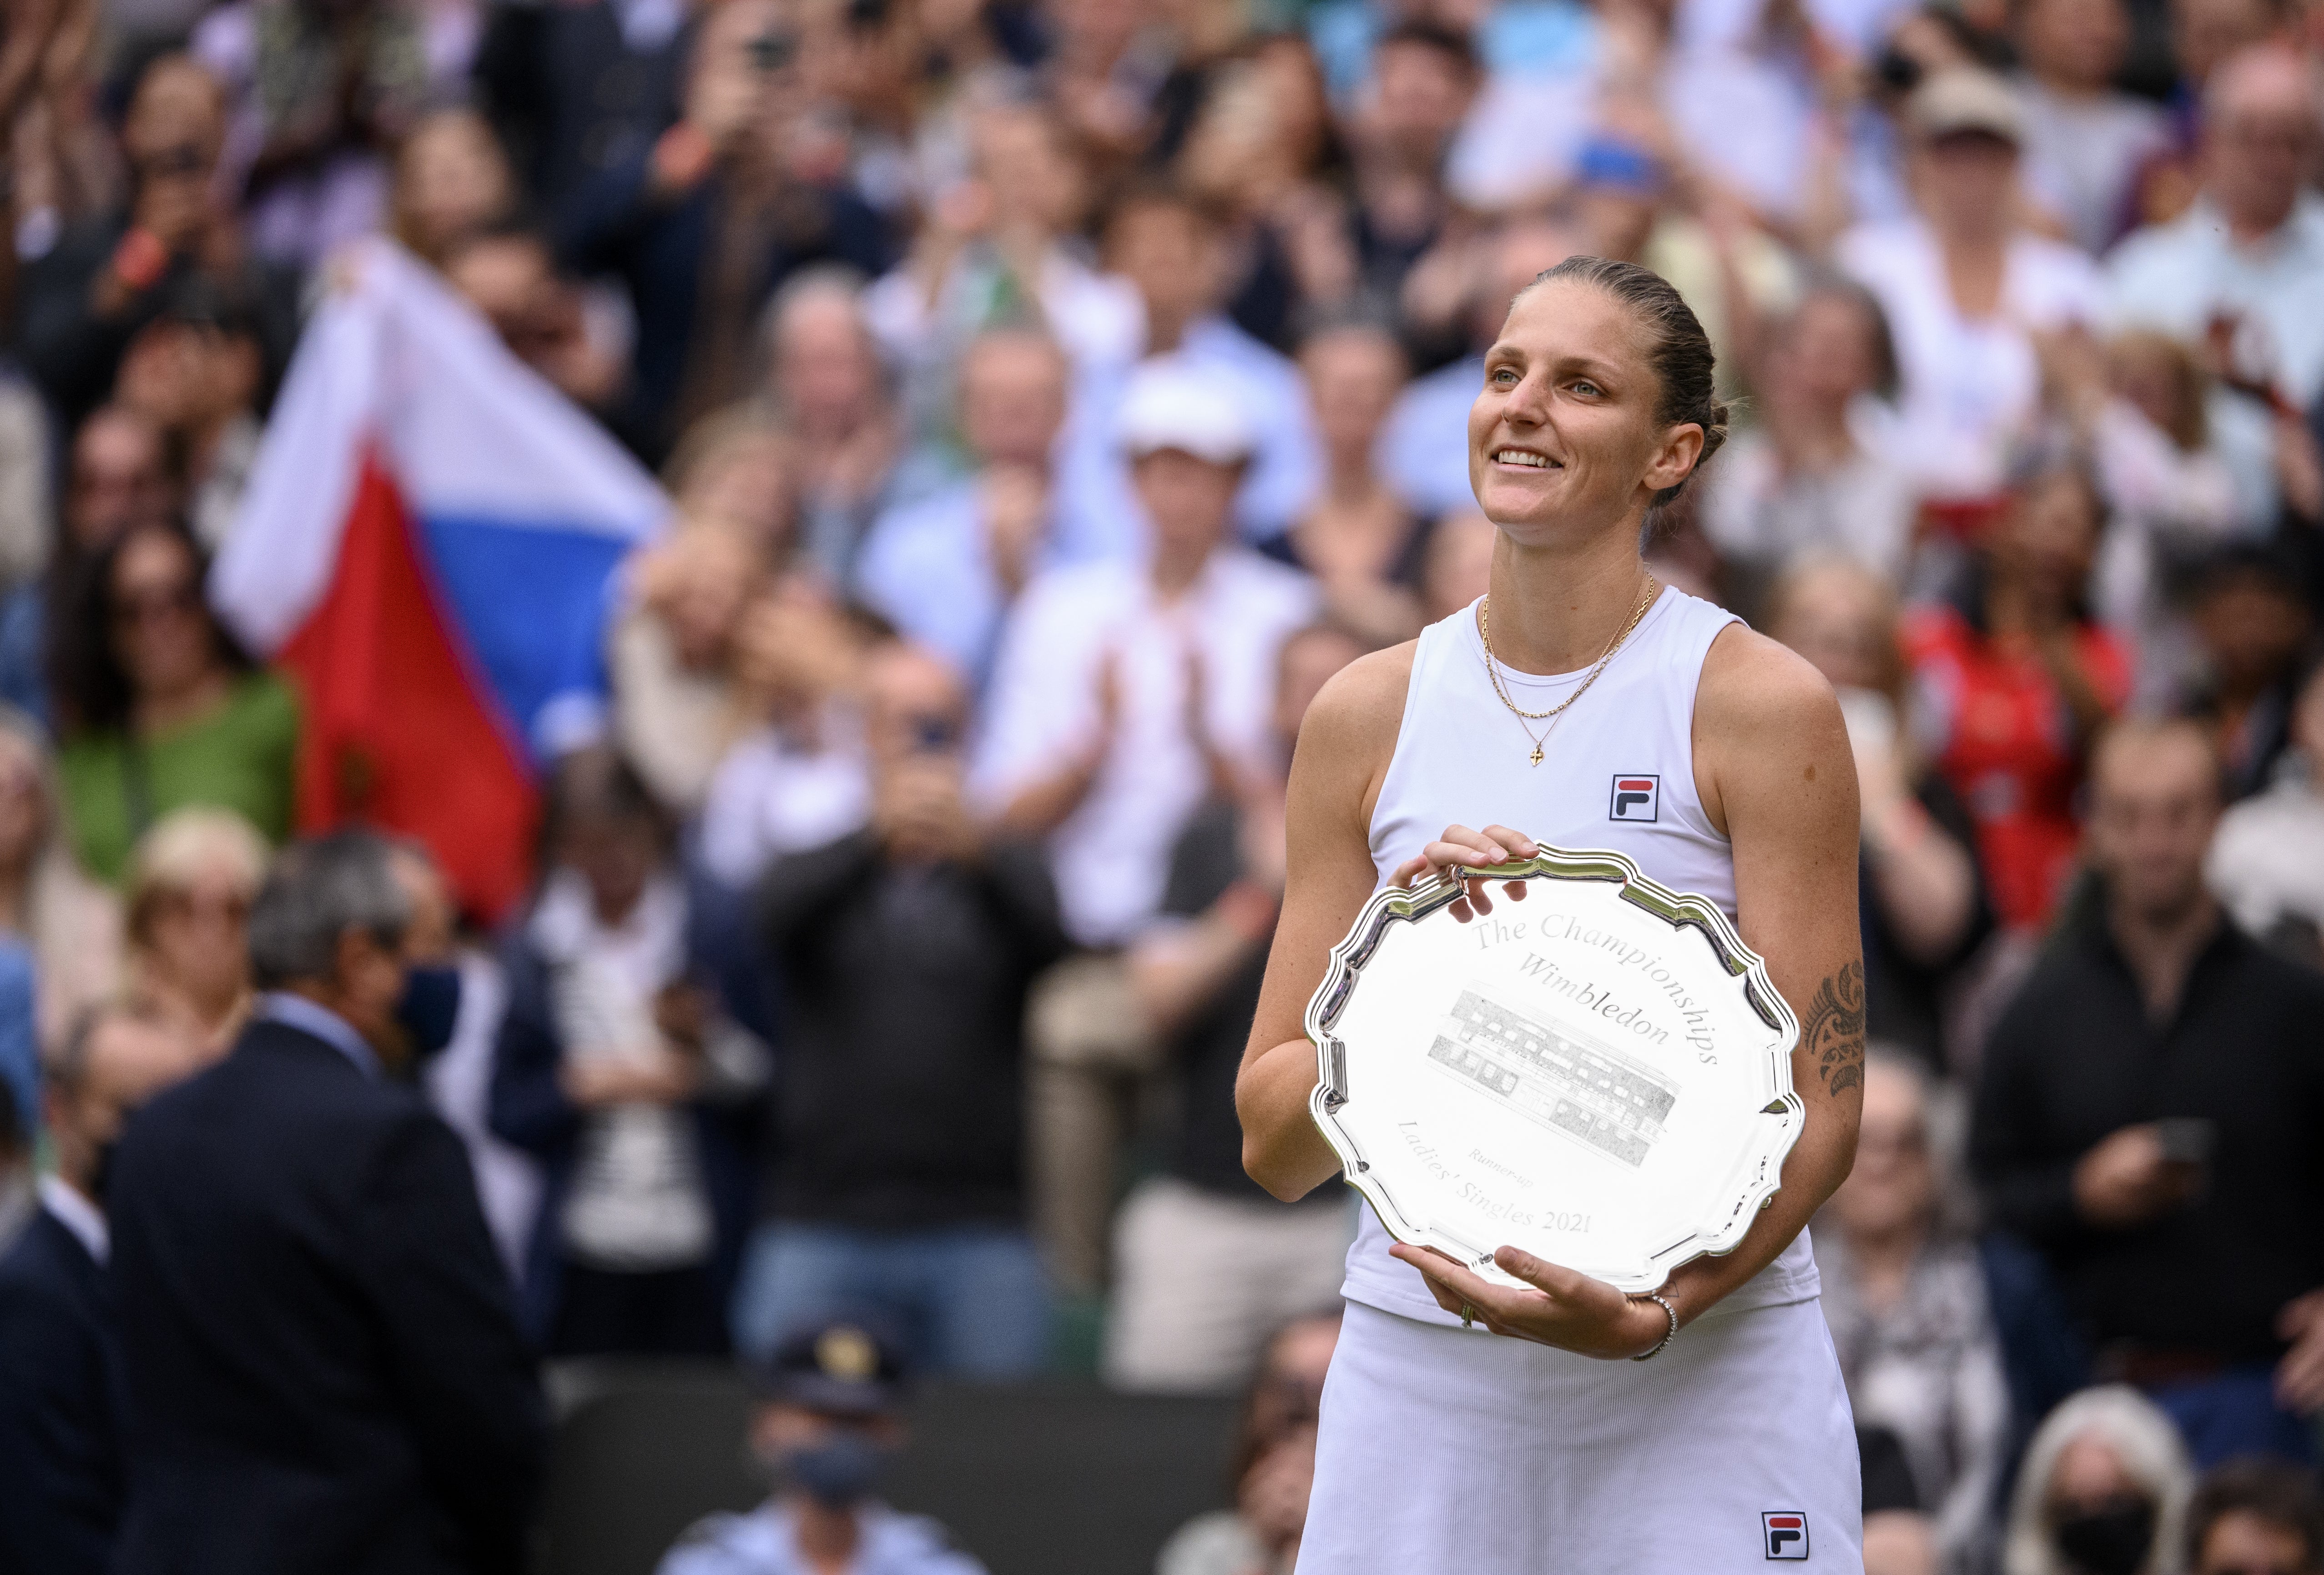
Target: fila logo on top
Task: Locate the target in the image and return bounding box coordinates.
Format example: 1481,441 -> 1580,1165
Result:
1763,1511 -> 1810,1559
1609,773 -> 1660,823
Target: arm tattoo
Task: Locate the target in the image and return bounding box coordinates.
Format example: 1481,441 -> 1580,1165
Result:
1800,961 -> 1865,1096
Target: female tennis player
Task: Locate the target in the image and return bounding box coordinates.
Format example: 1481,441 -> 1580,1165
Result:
1236,256 -> 1866,1570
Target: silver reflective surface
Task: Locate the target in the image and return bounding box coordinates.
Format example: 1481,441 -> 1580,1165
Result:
1306,846 -> 1804,1293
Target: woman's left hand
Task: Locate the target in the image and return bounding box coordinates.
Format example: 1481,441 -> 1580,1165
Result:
1390,1242 -> 1674,1360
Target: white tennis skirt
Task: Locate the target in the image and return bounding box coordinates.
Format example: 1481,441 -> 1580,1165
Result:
1297,1297 -> 1865,1572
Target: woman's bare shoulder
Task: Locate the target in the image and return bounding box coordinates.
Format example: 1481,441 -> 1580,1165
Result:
1696,621 -> 1840,737
1288,639 -> 1418,831
1693,622 -> 1852,837
1297,641 -> 1418,764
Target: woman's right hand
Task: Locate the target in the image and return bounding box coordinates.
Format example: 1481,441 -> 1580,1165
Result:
1387,823 -> 1538,923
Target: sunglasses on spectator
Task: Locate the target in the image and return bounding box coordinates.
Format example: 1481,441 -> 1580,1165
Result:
747,30 -> 795,70
112,581 -> 202,628
134,143 -> 209,179
152,888 -> 251,924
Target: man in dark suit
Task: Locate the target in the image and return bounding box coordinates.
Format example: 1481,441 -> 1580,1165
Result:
0,1003 -> 199,1575
108,832 -> 549,1575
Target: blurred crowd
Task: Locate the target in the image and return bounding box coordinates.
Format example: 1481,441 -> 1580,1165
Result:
0,0 -> 2315,1568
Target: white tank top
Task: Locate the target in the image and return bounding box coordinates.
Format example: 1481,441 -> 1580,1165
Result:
1341,588 -> 1823,1325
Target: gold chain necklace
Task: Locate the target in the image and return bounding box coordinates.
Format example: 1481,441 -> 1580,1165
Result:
1479,575 -> 1659,766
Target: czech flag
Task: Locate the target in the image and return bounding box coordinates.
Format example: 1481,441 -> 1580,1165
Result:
212,240 -> 667,921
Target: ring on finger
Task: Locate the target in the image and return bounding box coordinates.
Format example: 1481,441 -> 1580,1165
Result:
1459,1300 -> 1477,1329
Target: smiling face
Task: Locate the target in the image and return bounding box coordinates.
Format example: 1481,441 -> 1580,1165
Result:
1466,279 -> 1702,543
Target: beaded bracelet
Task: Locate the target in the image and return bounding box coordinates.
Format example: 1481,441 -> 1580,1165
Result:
1629,1292 -> 1679,1361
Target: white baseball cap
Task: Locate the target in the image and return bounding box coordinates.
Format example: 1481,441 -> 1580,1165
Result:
1908,67 -> 2025,146
1115,358 -> 1255,466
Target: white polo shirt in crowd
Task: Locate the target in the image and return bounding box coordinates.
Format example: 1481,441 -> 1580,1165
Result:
2106,193 -> 2324,410
1837,217 -> 2104,499
971,548 -> 1318,947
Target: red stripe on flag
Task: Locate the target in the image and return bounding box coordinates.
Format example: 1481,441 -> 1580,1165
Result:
279,454 -> 539,922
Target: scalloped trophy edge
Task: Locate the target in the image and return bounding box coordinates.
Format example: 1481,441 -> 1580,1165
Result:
1300,841 -> 1808,1297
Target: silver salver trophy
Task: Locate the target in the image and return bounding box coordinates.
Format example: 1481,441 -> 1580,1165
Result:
1306,843 -> 1805,1293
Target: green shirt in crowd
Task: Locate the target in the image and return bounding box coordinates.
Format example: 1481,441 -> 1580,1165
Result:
58,671 -> 302,883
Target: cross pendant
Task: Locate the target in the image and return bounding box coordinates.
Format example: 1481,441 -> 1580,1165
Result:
1528,742 -> 1545,766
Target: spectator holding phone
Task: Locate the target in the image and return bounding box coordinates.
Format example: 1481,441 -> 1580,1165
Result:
735,642 -> 1066,1374
557,0 -> 893,464
18,55 -> 294,430
1971,717 -> 2324,1467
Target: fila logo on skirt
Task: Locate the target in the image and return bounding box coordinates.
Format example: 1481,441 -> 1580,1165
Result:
1609,773 -> 1660,823
1763,1511 -> 1810,1559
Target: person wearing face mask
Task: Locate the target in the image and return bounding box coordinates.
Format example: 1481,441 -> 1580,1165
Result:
658,1316 -> 987,1575
0,1002 -> 198,1575
104,829 -> 546,1575
2001,1385 -> 2195,1575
